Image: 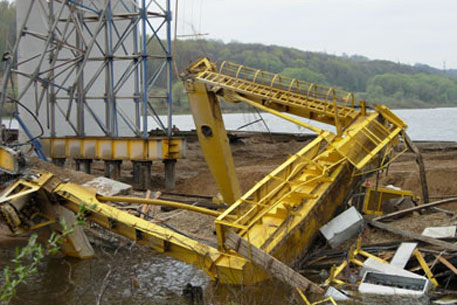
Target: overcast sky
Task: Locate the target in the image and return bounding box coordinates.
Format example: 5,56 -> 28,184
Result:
176,0 -> 457,70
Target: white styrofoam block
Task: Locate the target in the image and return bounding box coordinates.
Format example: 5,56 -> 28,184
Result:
390,242 -> 418,269
320,206 -> 364,248
422,226 -> 456,239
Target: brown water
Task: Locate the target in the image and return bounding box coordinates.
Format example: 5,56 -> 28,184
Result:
0,237 -> 302,305
0,235 -> 434,305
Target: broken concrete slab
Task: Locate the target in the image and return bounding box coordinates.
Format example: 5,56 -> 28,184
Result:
82,176 -> 132,196
422,226 -> 456,239
390,242 -> 418,269
359,271 -> 431,296
320,206 -> 364,248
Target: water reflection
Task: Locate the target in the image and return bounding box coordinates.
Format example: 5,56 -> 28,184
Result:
0,238 -> 433,305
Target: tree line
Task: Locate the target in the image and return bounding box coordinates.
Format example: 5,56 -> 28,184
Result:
164,40 -> 457,111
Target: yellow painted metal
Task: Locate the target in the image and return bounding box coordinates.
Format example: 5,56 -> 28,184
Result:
0,170 -> 265,284
40,136 -> 185,160
97,195 -> 224,218
325,238 -> 388,286
413,249 -> 439,287
184,57 -> 407,282
0,145 -> 23,174
191,58 -> 359,129
362,186 -> 417,215
184,63 -> 241,205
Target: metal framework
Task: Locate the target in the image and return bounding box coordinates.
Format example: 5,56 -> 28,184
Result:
0,0 -> 173,139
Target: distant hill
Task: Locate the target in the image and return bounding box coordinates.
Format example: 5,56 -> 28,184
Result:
165,40 -> 457,111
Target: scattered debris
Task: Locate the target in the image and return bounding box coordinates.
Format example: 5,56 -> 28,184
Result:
364,217 -> 457,251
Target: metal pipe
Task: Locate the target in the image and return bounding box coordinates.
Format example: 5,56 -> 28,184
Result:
96,195 -> 223,217
230,93 -> 325,135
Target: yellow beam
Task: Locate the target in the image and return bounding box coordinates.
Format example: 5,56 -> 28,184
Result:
97,195 -> 223,218
184,79 -> 241,205
40,136 -> 185,160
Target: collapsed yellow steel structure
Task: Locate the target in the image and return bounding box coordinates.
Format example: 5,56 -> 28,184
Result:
0,58 -> 407,286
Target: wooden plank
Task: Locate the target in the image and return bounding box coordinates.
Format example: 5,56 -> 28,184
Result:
373,197 -> 457,222
140,190 -> 152,219
435,255 -> 457,275
224,230 -> 324,294
365,218 -> 457,252
404,133 -> 430,203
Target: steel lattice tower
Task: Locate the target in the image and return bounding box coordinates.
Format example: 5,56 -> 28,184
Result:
0,0 -> 174,139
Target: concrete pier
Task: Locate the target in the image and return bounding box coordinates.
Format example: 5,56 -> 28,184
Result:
104,160 -> 122,180
52,158 -> 66,167
164,159 -> 176,190
75,159 -> 92,174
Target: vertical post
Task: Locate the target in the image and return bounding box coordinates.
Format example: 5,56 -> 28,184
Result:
104,160 -> 122,180
133,0 -> 141,135
332,90 -> 341,136
105,0 -> 117,137
166,0 -> 173,137
75,159 -> 92,174
48,0 -> 56,138
76,0 -> 85,137
164,159 -> 176,189
141,0 -> 148,138
139,161 -> 152,190
52,158 -> 66,167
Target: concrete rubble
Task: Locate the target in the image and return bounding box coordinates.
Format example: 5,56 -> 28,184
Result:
82,176 -> 132,196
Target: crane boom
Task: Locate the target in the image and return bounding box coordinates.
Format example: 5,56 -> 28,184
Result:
183,57 -> 407,279
0,57 -> 408,287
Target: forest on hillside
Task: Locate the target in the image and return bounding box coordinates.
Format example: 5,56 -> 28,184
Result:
1,0 -> 457,116
166,40 -> 457,112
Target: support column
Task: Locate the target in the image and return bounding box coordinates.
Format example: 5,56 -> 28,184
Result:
137,161 -> 152,190
75,159 -> 92,174
131,161 -> 142,184
104,160 -> 122,180
163,159 -> 176,190
52,158 -> 66,167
